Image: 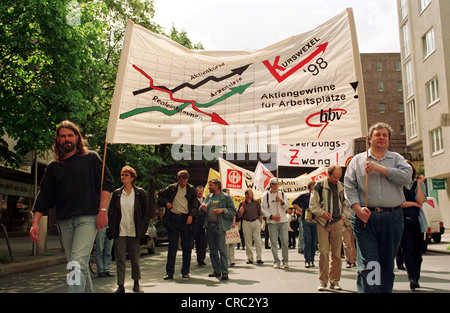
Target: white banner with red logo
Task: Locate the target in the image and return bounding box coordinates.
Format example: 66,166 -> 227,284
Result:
253,161 -> 275,192
218,158 -> 327,200
278,139 -> 354,167
106,9 -> 367,145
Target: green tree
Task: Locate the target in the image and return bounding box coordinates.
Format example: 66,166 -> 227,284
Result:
1,0 -> 203,213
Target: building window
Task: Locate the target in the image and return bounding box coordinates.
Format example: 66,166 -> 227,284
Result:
406,100 -> 418,139
425,76 -> 439,107
400,124 -> 405,135
379,103 -> 385,113
404,61 -> 414,98
430,127 -> 444,156
402,22 -> 411,57
378,81 -> 384,91
399,102 -> 404,113
377,61 -> 382,71
396,61 -> 401,71
419,0 -> 431,13
422,28 -> 435,59
400,0 -> 408,21
398,81 -> 403,91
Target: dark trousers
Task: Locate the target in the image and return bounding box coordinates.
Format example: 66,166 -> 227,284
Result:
194,229 -> 207,263
114,236 -> 141,286
400,223 -> 423,281
166,213 -> 192,276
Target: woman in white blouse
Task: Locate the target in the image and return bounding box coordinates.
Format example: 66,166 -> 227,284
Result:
107,166 -> 150,293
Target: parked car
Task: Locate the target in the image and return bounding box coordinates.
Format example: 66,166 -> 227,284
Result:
141,222 -> 158,254
422,197 -> 445,252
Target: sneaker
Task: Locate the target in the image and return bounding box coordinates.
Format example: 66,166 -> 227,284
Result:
346,262 -> 352,268
305,262 -> 311,268
330,283 -> 342,290
221,273 -> 229,281
246,260 -> 253,264
163,274 -> 173,280
318,284 -> 327,291
273,263 -> 280,269
310,262 -> 315,268
283,263 -> 289,269
256,260 -> 264,264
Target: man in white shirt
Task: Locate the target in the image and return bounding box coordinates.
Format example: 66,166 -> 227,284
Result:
261,177 -> 290,269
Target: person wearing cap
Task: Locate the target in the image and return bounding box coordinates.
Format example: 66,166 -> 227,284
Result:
261,177 -> 290,269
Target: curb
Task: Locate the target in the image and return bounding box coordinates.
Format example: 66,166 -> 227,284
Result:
0,255 -> 67,277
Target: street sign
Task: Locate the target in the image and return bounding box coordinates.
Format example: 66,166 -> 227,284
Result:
432,179 -> 446,190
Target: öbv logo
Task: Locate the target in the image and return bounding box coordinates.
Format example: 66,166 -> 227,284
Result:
306,108 -> 347,138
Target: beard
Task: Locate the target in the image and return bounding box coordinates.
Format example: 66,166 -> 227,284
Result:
59,142 -> 76,154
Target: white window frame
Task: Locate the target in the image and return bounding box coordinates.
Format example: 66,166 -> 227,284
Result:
406,100 -> 418,139
425,76 -> 439,107
400,0 -> 408,21
430,127 -> 444,156
419,0 -> 431,13
404,61 -> 414,99
422,28 -> 435,59
402,22 -> 411,58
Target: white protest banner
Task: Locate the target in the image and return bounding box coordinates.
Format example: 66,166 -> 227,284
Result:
218,158 -> 328,200
106,9 -> 367,146
253,162 -> 275,192
218,158 -> 259,198
278,139 -> 354,167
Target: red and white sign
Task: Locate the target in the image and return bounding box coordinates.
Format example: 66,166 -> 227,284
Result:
277,139 -> 354,168
226,169 -> 243,189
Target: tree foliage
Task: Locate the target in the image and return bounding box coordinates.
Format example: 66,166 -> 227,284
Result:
0,0 -> 202,192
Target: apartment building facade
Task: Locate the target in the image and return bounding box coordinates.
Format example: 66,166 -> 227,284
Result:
397,0 -> 450,225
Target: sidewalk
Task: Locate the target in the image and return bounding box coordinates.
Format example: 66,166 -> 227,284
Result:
1,230 -> 449,278
0,234 -> 67,277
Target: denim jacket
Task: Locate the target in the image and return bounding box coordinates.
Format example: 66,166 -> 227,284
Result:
202,191 -> 236,232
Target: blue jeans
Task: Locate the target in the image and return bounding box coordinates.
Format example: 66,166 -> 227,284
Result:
206,223 -> 228,274
297,217 -> 304,252
267,222 -> 289,266
95,228 -> 114,273
351,209 -> 404,293
302,220 -> 317,263
59,215 -> 97,293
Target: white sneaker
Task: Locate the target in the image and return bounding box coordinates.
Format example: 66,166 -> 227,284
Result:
318,284 -> 327,291
273,263 -> 280,269
330,283 -> 342,290
283,263 -> 289,269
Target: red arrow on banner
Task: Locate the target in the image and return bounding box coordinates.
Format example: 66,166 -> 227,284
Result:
262,42 -> 329,83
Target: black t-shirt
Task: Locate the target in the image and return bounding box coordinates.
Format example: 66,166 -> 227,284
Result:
33,150 -> 114,221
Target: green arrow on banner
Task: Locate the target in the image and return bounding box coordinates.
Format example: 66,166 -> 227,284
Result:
120,82 -> 253,120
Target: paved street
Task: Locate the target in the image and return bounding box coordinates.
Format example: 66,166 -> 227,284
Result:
1,243 -> 449,294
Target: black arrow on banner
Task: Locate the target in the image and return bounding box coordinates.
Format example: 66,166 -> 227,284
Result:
132,63 -> 251,96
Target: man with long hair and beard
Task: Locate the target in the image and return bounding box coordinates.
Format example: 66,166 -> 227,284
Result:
30,120 -> 114,293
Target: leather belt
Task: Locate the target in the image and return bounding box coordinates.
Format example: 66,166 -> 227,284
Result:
170,211 -> 188,216
368,206 -> 401,213
244,219 -> 257,222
